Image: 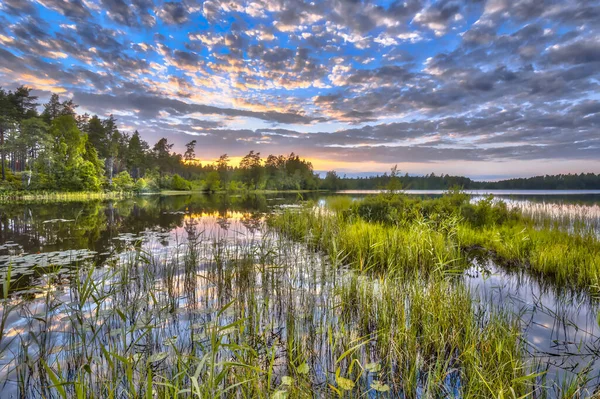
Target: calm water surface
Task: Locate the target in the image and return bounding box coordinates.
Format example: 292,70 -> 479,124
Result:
1,192 -> 600,396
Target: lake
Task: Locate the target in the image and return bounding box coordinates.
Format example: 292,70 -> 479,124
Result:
1,191 -> 600,397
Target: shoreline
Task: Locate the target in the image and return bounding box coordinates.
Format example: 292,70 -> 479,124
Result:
2,188 -> 600,203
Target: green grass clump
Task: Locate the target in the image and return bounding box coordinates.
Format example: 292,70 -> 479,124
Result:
270,198 -> 468,277
0,190 -> 131,203
335,274 -> 532,398
458,223 -> 600,290
276,191 -> 600,292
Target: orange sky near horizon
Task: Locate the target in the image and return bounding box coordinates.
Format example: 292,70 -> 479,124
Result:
192,156 -> 600,180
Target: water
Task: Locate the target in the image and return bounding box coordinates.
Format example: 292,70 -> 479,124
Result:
339,189 -> 600,196
1,192 -> 600,396
466,253 -> 600,387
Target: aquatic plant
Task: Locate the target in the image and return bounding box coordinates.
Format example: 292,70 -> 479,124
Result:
0,193 -> 599,397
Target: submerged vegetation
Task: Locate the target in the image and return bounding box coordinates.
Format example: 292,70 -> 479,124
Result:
0,191 -> 599,397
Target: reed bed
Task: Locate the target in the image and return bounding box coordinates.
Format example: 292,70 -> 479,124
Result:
283,193 -> 600,292
0,191 -> 132,203
0,217 -> 554,398
0,192 -> 598,397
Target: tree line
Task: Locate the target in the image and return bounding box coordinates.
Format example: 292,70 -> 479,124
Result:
326,171 -> 600,190
0,86 -> 319,192
2,86 -> 598,193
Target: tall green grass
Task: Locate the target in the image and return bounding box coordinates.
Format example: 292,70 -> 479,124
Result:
0,190 -> 132,203
0,221 -> 555,397
457,224 -> 600,291
288,193 -> 600,292
1,192 -> 597,397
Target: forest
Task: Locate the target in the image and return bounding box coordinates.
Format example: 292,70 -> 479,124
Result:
0,86 -> 319,193
333,171 -> 600,191
1,85 -> 598,194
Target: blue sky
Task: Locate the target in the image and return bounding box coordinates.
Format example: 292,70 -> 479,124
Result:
1,0 -> 599,178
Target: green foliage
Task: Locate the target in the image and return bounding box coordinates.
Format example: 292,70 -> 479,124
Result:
169,174 -> 192,191
112,171 -> 135,191
333,172 -> 600,190
34,115 -> 104,191
226,180 -> 245,192
153,137 -> 175,177
322,170 -> 344,191
0,170 -> 23,191
127,130 -> 149,179
133,177 -> 149,192
239,150 -> 265,189
202,171 -> 221,193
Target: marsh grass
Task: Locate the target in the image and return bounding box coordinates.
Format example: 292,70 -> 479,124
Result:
0,193 -> 598,397
302,193 -> 600,292
0,190 -> 131,203
0,220 -> 549,398
457,224 -> 600,291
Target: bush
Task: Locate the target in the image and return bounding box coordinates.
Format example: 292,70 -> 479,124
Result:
344,191 -> 520,229
227,180 -> 245,192
352,194 -> 412,224
203,171 -> 221,193
112,171 -> 135,191
170,174 -> 192,191
133,178 -> 150,193
146,178 -> 160,192
0,171 -> 23,191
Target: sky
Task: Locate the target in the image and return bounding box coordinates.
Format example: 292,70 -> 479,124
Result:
0,0 -> 599,179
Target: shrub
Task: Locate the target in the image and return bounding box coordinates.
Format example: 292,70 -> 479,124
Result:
227,180 -> 245,192
133,178 -> 150,192
170,174 -> 192,191
0,171 -> 23,191
146,178 -> 160,192
203,171 -> 221,193
112,171 -> 135,191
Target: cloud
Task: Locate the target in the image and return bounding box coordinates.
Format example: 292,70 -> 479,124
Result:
157,2 -> 189,25
413,0 -> 463,36
547,38 -> 600,65
72,92 -> 323,124
36,0 -> 90,19
1,0 -> 599,174
0,0 -> 37,16
101,0 -> 156,27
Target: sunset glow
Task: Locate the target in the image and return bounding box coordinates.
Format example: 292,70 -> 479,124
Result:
1,0 -> 599,177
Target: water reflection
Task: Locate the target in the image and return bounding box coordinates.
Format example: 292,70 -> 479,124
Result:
1,192 -> 600,396
466,251 -> 600,390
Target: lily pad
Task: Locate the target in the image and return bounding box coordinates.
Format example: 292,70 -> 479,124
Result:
371,380 -> 390,392
365,362 -> 381,373
147,352 -> 168,364
336,376 -> 355,390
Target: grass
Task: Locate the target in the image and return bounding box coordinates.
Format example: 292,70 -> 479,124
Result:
270,192 -> 600,292
268,206 -> 464,277
0,218 -> 545,397
457,224 -> 600,291
0,191 -> 598,397
0,190 -> 132,203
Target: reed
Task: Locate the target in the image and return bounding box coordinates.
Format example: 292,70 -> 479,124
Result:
0,192 -> 597,397
0,190 -> 132,203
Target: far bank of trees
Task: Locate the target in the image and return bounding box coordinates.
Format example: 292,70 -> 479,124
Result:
2,86 -> 598,193
0,86 -> 320,193
332,172 -> 600,190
